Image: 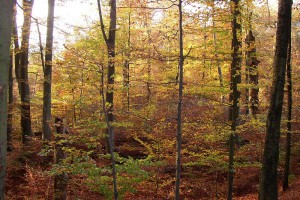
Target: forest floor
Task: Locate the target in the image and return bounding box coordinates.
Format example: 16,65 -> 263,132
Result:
5,129 -> 300,200
6,135 -> 300,200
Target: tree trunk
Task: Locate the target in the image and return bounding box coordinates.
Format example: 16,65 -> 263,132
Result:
175,0 -> 184,199
20,0 -> 34,142
245,30 -> 260,117
283,34 -> 292,191
212,1 -> 224,102
123,12 -> 131,111
13,0 -> 21,96
36,19 -> 45,73
146,28 -> 151,103
43,0 -> 55,140
7,52 -> 13,151
106,41 -> 115,154
54,117 -> 68,200
97,0 -> 118,199
0,0 -> 14,198
106,0 -> 118,197
228,0 -> 242,199
258,0 -> 292,199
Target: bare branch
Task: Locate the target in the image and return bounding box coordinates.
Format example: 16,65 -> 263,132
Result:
97,0 -> 108,44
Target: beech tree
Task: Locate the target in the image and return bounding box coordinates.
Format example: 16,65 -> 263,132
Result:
259,0 -> 292,199
175,1 -> 184,199
228,0 -> 242,199
43,0 -> 55,140
212,1 -> 224,101
13,0 -> 21,95
0,0 -> 14,198
7,52 -> 13,151
5,0 -> 300,199
245,18 -> 259,116
122,5 -> 131,111
283,35 -> 292,191
19,0 -> 34,141
97,0 -> 118,199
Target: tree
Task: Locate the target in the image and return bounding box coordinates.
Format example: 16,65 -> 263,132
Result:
97,0 -> 116,153
258,0 -> 292,199
7,52 -> 13,151
122,6 -> 131,111
97,0 -> 118,199
19,0 -> 34,141
43,0 -> 55,140
245,28 -> 259,116
245,13 -> 259,117
212,0 -> 224,102
13,0 -> 21,96
54,117 -> 68,200
0,0 -> 14,198
228,0 -> 242,199
175,1 -> 184,199
283,21 -> 292,192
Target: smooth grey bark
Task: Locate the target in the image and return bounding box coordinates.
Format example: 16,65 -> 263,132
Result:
97,0 -> 115,152
0,0 -> 14,198
43,0 -> 55,140
97,0 -> 118,199
283,31 -> 292,191
20,0 -> 34,142
13,1 -> 21,96
175,0 -> 184,199
258,0 -> 292,199
36,19 -> 45,73
228,0 -> 242,199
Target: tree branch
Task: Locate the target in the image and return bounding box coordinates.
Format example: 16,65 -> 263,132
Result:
97,0 -> 108,44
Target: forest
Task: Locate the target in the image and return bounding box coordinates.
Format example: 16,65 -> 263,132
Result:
0,0 -> 299,199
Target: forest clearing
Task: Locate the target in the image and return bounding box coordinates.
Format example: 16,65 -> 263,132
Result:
1,0 -> 300,199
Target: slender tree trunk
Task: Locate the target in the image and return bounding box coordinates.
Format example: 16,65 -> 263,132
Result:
106,43 -> 115,154
245,64 -> 249,115
212,2 -> 224,102
146,57 -> 151,102
79,67 -> 84,119
97,0 -> 118,199
259,0 -> 292,199
245,30 -> 260,117
7,52 -> 13,151
146,29 -> 151,102
123,12 -> 130,111
0,0 -> 14,198
201,14 -> 208,80
65,69 -> 77,125
144,19 -> 152,132
228,0 -> 242,199
20,0 -> 34,142
36,19 -> 45,73
43,0 -> 55,140
97,0 -> 116,154
283,36 -> 292,191
13,1 -> 21,96
175,0 -> 184,199
106,0 -> 118,197
266,0 -> 271,25
54,117 -> 68,200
